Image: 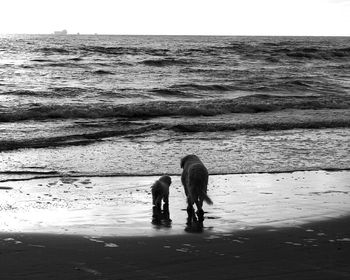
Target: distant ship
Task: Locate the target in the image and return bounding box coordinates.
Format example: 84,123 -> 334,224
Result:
54,29 -> 68,35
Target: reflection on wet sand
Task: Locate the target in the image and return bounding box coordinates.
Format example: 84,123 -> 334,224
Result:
1,171 -> 350,236
185,216 -> 204,233
152,204 -> 205,233
184,204 -> 206,233
152,205 -> 172,229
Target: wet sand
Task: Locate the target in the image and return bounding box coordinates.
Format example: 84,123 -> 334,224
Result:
1,170 -> 350,279
1,170 -> 350,236
1,216 -> 350,279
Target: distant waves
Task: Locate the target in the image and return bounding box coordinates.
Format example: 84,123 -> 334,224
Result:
2,35 -> 350,99
35,44 -> 350,62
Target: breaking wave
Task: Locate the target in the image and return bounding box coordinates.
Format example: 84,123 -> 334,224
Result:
176,43 -> 350,62
171,119 -> 350,133
149,88 -> 192,97
1,108 -> 350,152
93,69 -> 114,75
283,47 -> 350,60
141,58 -> 190,67
170,83 -> 235,91
1,88 -> 88,97
0,88 -> 139,98
80,46 -> 169,56
0,123 -> 162,151
1,94 -> 349,122
38,47 -> 70,54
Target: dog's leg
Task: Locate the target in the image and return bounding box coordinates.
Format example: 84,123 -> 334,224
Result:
195,199 -> 204,223
152,192 -> 156,206
186,197 -> 196,225
162,203 -> 172,226
186,205 -> 194,225
152,206 -> 162,225
154,195 -> 162,210
163,194 -> 169,210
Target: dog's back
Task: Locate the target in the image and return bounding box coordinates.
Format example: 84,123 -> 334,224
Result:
181,155 -> 212,205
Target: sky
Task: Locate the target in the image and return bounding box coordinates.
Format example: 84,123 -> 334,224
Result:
0,0 -> 350,36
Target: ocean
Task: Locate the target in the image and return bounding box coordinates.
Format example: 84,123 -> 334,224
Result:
0,34 -> 350,181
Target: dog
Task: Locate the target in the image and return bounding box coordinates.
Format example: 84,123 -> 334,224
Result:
151,175 -> 172,209
180,155 -> 212,224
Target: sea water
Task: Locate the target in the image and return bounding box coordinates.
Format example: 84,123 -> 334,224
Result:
1,35 -> 350,181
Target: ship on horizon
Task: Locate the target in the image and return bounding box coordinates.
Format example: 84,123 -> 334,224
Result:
53,29 -> 67,35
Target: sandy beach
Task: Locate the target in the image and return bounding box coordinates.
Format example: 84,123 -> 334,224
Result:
1,170 -> 350,279
1,216 -> 350,280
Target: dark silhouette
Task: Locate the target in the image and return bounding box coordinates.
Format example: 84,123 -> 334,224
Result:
180,155 -> 213,228
151,175 -> 172,210
151,175 -> 172,229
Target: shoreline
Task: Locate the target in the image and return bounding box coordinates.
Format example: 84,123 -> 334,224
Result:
1,167 -> 350,183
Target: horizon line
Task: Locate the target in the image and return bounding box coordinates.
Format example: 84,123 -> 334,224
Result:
1,32 -> 350,37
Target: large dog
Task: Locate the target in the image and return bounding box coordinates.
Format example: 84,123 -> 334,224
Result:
180,155 -> 212,223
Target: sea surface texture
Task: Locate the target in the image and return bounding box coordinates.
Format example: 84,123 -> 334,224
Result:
0,35 -> 349,180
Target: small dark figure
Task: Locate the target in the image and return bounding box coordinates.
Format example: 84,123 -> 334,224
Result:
180,155 -> 213,227
151,175 -> 172,210
151,175 -> 172,228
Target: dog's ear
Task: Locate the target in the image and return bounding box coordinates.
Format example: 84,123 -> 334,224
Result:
180,157 -> 186,168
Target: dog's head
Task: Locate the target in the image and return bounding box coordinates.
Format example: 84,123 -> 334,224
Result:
159,175 -> 172,186
180,154 -> 200,168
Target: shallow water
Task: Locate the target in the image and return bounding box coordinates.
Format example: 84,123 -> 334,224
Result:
1,171 -> 349,236
0,128 -> 349,180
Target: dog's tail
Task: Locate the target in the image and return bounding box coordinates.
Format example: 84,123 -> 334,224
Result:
201,191 -> 213,205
